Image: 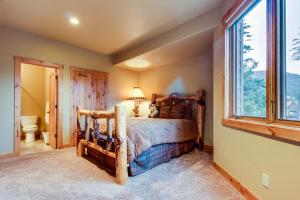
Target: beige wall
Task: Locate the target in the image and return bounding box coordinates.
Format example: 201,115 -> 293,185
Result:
0,26 -> 139,154
213,1 -> 300,198
21,64 -> 47,132
113,9 -> 219,64
139,50 -> 213,145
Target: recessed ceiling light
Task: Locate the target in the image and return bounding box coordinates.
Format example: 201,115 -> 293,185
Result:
69,17 -> 80,25
124,59 -> 151,68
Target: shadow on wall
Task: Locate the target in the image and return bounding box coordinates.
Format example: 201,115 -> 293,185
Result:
167,77 -> 186,95
21,86 -> 44,112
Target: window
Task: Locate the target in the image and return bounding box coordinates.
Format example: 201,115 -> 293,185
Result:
223,0 -> 300,143
228,0 -> 267,118
278,0 -> 300,121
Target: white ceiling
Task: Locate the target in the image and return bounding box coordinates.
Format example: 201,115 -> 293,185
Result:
116,30 -> 213,71
0,0 -> 222,55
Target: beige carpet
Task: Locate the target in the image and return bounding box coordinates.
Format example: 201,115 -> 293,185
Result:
0,148 -> 244,200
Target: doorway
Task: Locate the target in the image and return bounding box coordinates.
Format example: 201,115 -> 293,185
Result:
14,56 -> 64,155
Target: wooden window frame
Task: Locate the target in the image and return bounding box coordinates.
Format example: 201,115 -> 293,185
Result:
222,0 -> 300,143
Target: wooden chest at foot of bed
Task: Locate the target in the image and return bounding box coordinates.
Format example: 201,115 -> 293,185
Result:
85,146 -> 116,176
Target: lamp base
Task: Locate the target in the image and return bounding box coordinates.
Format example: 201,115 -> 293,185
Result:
133,105 -> 140,117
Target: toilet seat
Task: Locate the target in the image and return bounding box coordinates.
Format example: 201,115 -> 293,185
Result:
23,125 -> 38,132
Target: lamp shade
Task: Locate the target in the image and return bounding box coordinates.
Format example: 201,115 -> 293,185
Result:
128,87 -> 145,100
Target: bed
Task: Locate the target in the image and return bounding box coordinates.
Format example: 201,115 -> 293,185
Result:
76,90 -> 205,184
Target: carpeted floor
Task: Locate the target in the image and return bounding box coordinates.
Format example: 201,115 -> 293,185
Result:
0,148 -> 244,200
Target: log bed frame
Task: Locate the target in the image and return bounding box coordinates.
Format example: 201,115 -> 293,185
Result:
77,89 -> 205,185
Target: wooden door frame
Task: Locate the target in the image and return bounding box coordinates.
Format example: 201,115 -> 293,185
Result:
14,56 -> 64,155
69,66 -> 109,146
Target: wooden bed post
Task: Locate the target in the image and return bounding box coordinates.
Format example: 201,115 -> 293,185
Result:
77,139 -> 85,156
77,108 -> 85,156
86,115 -> 93,141
115,105 -> 128,185
197,90 -> 206,149
107,118 -> 113,138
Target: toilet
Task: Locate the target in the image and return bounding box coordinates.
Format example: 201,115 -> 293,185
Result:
21,116 -> 38,143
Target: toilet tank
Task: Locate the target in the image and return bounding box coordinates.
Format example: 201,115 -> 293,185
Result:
21,116 -> 38,127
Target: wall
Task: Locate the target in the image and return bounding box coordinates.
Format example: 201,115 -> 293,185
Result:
139,49 -> 213,145
113,9 -> 219,64
21,64 -> 46,132
0,26 -> 139,154
213,1 -> 300,199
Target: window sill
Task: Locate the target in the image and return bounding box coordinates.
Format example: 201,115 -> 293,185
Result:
222,118 -> 300,143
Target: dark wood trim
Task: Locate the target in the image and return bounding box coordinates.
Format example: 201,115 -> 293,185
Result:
268,0 -> 277,124
213,162 -> 258,200
14,56 -> 64,156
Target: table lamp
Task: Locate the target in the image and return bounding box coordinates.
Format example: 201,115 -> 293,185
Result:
128,87 -> 145,117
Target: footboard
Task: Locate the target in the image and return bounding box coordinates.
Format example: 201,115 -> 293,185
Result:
77,106 -> 128,185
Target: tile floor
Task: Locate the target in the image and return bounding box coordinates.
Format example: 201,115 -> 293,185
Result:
20,139 -> 53,155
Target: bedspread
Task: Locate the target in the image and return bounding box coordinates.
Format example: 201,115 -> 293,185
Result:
126,118 -> 197,162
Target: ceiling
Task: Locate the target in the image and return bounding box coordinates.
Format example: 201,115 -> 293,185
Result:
0,0 -> 222,55
116,30 -> 213,71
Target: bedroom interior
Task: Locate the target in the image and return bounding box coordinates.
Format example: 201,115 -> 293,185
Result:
0,0 -> 299,200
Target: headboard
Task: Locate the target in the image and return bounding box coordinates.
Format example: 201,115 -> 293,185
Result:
149,89 -> 206,149
150,89 -> 205,106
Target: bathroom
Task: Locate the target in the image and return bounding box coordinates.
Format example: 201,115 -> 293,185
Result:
20,63 -> 57,155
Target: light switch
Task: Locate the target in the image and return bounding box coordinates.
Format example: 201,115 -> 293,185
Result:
262,172 -> 269,189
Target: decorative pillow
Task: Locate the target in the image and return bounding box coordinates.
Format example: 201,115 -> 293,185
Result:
159,105 -> 171,118
156,100 -> 170,107
169,104 -> 185,119
149,105 -> 160,118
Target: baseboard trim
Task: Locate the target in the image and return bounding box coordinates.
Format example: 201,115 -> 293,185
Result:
0,152 -> 17,161
62,144 -> 74,148
203,145 -> 213,154
213,162 -> 258,200
0,144 -> 73,161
